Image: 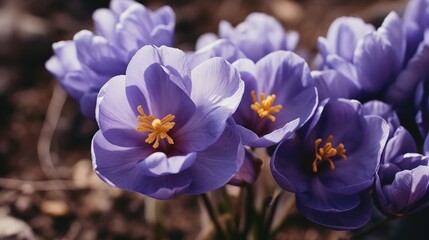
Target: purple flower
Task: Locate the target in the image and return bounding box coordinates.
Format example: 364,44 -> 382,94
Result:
46,0 -> 175,119
232,51 -> 318,147
317,12 -> 406,102
91,45 -> 245,199
374,127 -> 429,215
271,98 -> 389,230
196,13 -> 299,62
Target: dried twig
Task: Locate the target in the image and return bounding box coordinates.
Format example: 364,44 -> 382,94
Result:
37,83 -> 67,179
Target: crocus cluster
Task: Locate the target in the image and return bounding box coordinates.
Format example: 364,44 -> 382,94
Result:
46,0 -> 429,232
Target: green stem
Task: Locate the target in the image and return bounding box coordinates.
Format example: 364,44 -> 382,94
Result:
200,193 -> 227,240
263,192 -> 282,238
241,185 -> 254,239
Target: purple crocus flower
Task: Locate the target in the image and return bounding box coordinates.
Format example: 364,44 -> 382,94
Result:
374,127 -> 429,215
231,51 -> 318,147
317,12 -> 406,102
271,98 -> 389,229
91,45 -> 245,199
46,0 -> 175,119
196,12 -> 299,62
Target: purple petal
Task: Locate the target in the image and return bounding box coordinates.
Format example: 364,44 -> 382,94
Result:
383,166 -> 429,213
74,30 -> 127,79
195,33 -> 220,50
383,127 -> 417,164
325,54 -> 358,82
386,40 -> 429,105
297,179 -> 360,212
312,70 -> 360,101
173,58 -> 243,152
92,131 -> 152,191
271,138 -> 311,193
126,45 -> 191,95
92,131 -> 193,200
322,16 -> 374,62
190,39 -> 246,68
184,121 -> 244,194
136,152 -> 196,177
96,75 -> 148,148
362,100 -> 400,135
296,192 -> 372,230
109,0 -> 136,15
190,57 -> 244,113
47,41 -> 81,78
354,12 -> 405,93
93,8 -> 117,41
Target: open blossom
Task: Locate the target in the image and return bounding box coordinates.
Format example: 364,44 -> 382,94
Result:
196,12 -> 299,62
316,12 -> 406,103
374,127 -> 429,215
271,98 -> 389,229
232,51 -> 318,147
45,0 -> 175,119
92,45 -> 245,199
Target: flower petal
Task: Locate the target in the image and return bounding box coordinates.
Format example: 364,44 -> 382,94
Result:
383,127 -> 417,164
354,12 -> 405,93
386,39 -> 429,105
74,30 -> 127,81
190,39 -> 246,68
297,179 -> 360,212
312,70 -> 360,101
96,75 -> 148,148
296,192 -> 372,230
271,138 -> 311,193
92,131 -> 193,200
136,152 -> 196,177
190,57 -> 244,113
184,121 -> 244,194
126,45 -> 191,95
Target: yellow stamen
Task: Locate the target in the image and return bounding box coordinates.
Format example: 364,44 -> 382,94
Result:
136,105 -> 175,149
250,90 -> 283,122
312,135 -> 347,173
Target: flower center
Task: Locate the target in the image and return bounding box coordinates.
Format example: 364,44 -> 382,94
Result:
312,135 -> 347,173
250,90 -> 283,122
136,105 -> 175,149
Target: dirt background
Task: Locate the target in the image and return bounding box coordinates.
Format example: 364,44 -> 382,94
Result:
0,0 -> 413,239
